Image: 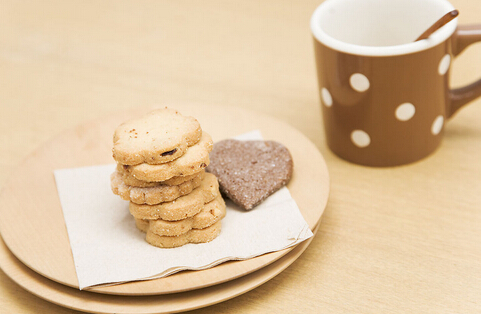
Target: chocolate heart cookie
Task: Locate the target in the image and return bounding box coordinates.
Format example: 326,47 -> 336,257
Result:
206,140 -> 293,210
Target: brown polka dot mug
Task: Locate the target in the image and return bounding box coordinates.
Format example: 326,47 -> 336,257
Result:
311,0 -> 481,167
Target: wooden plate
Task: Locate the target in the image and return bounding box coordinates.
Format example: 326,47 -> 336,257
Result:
0,224 -> 318,313
0,104 -> 329,295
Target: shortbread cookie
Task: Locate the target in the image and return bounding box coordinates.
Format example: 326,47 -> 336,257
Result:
122,132 -> 213,182
117,165 -> 205,187
129,173 -> 219,220
206,139 -> 293,210
143,221 -> 222,248
110,170 -> 204,205
135,195 -> 226,236
112,108 -> 202,165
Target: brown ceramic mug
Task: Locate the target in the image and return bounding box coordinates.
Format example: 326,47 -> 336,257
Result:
311,0 -> 481,167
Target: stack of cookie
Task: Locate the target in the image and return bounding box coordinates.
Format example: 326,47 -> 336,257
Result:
110,108 -> 225,248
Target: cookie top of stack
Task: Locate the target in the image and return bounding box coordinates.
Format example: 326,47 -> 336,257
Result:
113,108 -> 213,182
113,107 -> 203,166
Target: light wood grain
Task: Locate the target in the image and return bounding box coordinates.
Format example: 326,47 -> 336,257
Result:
1,0 -> 481,313
0,104 -> 329,295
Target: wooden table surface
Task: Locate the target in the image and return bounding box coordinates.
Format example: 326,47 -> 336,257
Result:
1,0 -> 480,313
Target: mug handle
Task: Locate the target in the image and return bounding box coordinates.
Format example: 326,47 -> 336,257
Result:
448,24 -> 481,118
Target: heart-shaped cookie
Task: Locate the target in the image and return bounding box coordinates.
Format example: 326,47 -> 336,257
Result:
206,140 -> 293,210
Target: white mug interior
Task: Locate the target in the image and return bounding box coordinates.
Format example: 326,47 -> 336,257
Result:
311,0 -> 457,56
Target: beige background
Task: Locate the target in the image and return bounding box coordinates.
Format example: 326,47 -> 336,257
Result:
1,0 -> 481,313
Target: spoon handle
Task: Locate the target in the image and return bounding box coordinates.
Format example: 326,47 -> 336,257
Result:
415,10 -> 459,41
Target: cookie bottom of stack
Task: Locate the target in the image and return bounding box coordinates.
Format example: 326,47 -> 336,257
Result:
135,195 -> 226,248
112,171 -> 224,248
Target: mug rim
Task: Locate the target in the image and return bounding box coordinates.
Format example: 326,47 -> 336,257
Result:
310,0 -> 457,56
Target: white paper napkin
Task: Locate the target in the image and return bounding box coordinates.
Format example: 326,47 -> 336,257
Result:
54,130 -> 313,289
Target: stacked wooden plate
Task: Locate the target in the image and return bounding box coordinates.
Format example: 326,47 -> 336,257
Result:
0,104 -> 329,313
